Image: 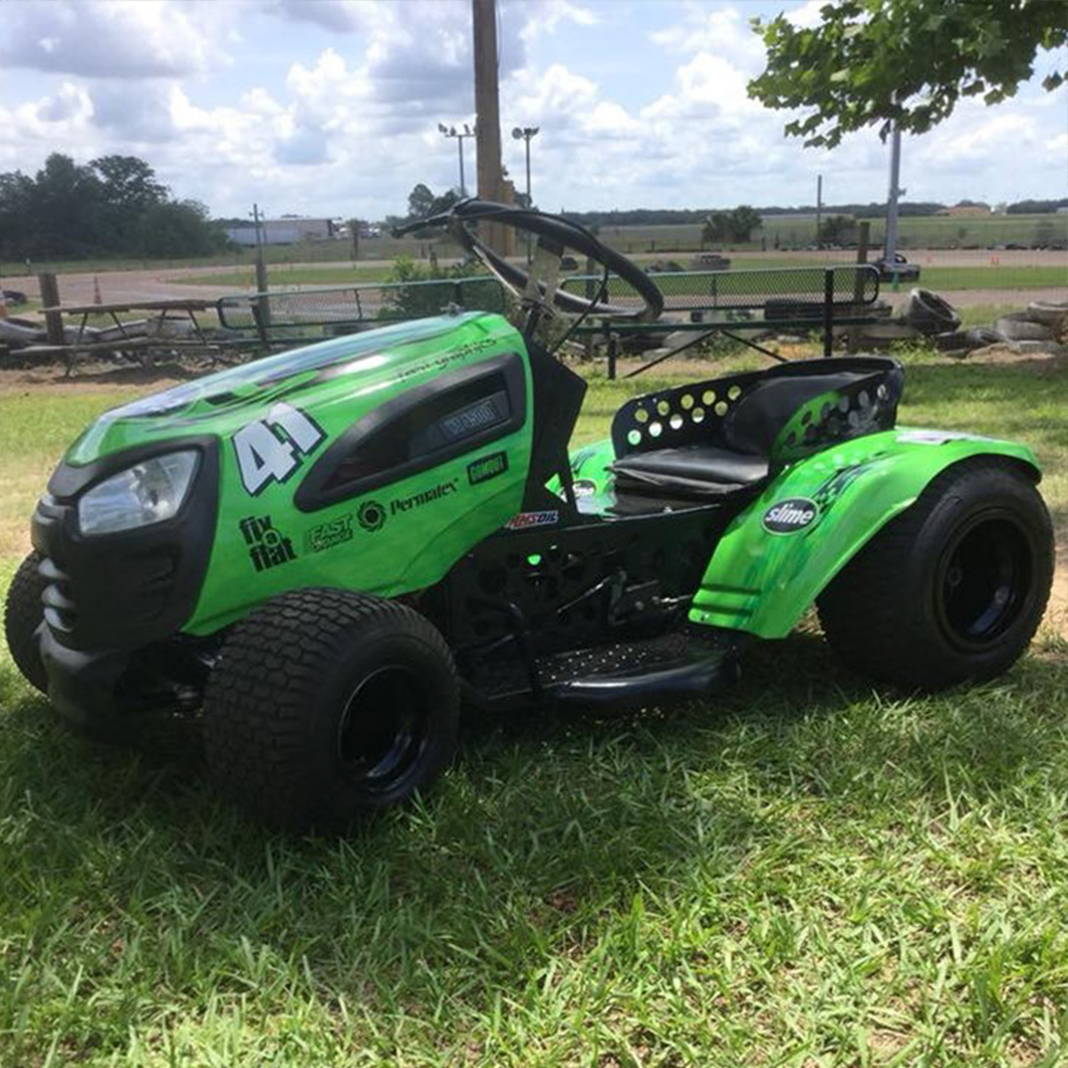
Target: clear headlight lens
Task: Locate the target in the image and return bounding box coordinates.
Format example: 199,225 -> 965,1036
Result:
78,450 -> 199,535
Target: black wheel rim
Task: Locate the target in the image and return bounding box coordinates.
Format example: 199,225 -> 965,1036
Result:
935,513 -> 1033,650
336,665 -> 430,793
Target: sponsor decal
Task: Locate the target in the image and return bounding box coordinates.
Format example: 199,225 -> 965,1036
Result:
468,451 -> 509,486
305,514 -> 354,554
233,402 -> 325,496
762,497 -> 819,534
389,479 -> 458,515
897,429 -> 992,445
239,514 -> 297,571
573,478 -> 597,498
358,500 -> 387,532
505,510 -> 559,531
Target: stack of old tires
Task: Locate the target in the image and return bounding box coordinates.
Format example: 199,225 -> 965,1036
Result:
859,290 -> 1068,357
933,298 -> 1068,358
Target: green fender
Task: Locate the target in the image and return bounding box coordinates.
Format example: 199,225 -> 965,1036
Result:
688,428 -> 1041,638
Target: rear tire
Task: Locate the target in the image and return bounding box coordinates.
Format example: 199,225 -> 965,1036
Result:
204,588 -> 459,831
4,551 -> 48,693
818,459 -> 1053,691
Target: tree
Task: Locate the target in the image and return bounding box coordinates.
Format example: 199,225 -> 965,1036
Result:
703,206 -> 763,244
407,183 -> 436,219
819,215 -> 857,245
748,0 -> 1067,147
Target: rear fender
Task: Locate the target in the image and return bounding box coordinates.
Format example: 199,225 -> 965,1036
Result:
688,428 -> 1041,638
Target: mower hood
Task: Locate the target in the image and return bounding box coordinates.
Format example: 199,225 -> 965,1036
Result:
63,312 -> 519,466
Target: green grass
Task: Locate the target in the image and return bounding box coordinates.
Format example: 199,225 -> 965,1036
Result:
170,261 -> 1067,296
4,213 -> 1064,280
1,350 -> 1066,1064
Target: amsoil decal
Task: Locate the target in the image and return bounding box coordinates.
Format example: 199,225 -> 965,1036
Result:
233,403 -> 325,496
305,514 -> 354,553
505,510 -> 559,531
239,514 -> 297,571
389,479 -> 458,515
762,498 -> 819,534
468,451 -> 509,486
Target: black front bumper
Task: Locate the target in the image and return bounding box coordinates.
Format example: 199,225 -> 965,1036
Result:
31,439 -> 219,726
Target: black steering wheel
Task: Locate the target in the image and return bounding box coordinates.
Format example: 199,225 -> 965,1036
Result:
393,199 -> 664,327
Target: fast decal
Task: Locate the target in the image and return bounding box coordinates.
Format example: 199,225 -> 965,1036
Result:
233,403 -> 325,496
389,479 -> 459,515
239,514 -> 297,571
762,498 -> 819,535
305,514 -> 354,554
505,510 -> 559,531
573,479 -> 597,498
468,451 -> 509,485
358,500 -> 387,532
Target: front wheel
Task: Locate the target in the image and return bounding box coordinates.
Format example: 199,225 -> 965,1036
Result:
818,459 -> 1054,691
204,588 -> 459,831
4,551 -> 48,693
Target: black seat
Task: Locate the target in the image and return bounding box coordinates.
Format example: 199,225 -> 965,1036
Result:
611,370 -> 867,499
611,443 -> 768,497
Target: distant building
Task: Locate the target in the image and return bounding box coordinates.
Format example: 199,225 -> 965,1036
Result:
224,217 -> 340,246
938,203 -> 992,217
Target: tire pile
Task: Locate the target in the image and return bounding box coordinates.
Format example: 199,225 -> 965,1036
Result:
858,289 -> 1068,358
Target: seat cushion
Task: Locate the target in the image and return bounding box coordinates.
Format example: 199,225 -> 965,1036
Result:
722,372 -> 865,456
610,443 -> 769,498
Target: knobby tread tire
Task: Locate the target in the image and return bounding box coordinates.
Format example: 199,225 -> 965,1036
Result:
203,587 -> 458,831
818,458 -> 1053,691
4,551 -> 48,693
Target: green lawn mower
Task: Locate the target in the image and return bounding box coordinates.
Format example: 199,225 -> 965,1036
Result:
4,201 -> 1054,830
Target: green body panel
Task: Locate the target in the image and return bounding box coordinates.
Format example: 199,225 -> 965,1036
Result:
63,313 -> 533,634
688,428 -> 1040,638
557,430 -> 1040,639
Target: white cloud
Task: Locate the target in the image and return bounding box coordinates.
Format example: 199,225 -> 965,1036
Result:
0,0 -> 234,79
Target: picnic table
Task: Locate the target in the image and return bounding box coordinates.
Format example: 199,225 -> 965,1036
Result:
39,297 -> 216,346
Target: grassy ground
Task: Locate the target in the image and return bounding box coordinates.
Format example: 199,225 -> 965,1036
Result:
4,213 -> 1064,279
174,262 -> 1067,294
0,343 -> 1066,1064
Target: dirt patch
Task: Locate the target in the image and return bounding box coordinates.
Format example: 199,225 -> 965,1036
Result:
952,345 -> 1068,373
0,361 -> 206,395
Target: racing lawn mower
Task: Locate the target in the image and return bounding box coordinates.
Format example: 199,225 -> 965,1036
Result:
4,200 -> 1054,830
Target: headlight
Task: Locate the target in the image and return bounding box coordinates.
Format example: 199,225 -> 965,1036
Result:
78,450 -> 199,535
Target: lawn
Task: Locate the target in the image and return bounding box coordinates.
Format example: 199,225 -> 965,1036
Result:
1,344 -> 1066,1065
172,260 -> 1066,297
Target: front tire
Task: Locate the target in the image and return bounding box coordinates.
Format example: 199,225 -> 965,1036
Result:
204,588 -> 459,831
818,459 -> 1053,690
4,551 -> 48,693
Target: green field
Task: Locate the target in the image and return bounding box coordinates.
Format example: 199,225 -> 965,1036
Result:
3,213 -> 1065,280
1,343 -> 1067,1063
175,261 -> 1067,295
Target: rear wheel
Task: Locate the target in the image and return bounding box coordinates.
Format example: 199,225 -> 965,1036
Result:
818,459 -> 1053,690
4,551 -> 48,693
204,588 -> 459,830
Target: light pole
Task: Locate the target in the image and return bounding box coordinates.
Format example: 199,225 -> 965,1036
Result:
512,126 -> 539,262
511,126 -> 539,210
438,123 -> 476,196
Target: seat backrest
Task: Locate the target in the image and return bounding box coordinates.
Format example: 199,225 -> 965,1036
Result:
722,372 -> 865,456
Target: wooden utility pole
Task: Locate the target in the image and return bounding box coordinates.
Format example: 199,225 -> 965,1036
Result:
471,0 -> 513,255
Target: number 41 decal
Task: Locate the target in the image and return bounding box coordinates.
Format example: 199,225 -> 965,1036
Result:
233,403 -> 325,496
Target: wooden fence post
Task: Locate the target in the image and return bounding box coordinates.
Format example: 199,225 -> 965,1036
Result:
37,273 -> 65,346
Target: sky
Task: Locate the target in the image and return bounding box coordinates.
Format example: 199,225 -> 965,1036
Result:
1,0 -> 1065,222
